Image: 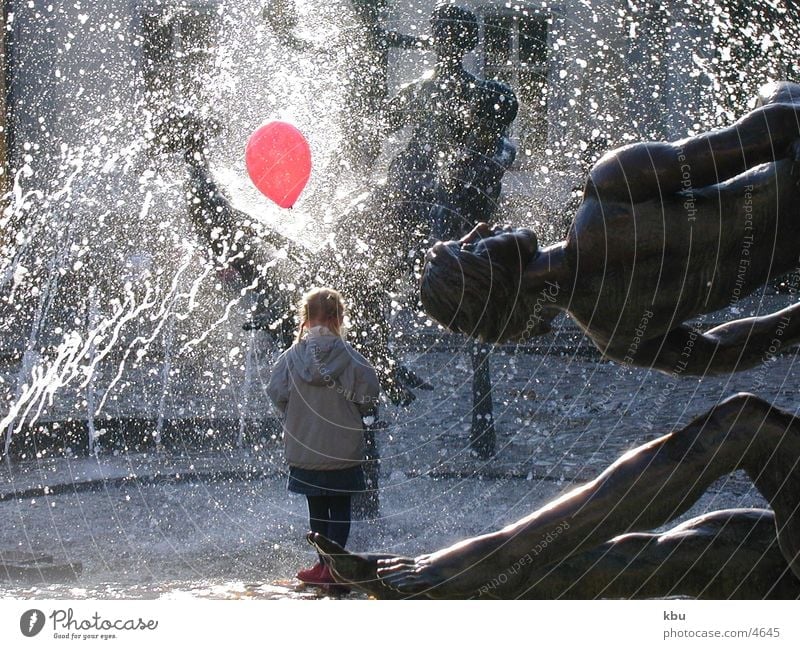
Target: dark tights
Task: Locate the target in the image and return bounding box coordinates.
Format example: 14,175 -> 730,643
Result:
306,494 -> 352,550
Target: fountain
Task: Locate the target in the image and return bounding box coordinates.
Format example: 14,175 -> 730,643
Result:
1,0 -> 800,599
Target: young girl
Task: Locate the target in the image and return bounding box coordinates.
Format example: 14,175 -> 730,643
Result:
267,287 -> 380,586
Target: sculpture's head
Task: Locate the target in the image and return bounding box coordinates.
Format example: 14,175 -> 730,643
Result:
755,80 -> 800,107
262,0 -> 299,30
430,3 -> 479,58
420,227 -> 555,343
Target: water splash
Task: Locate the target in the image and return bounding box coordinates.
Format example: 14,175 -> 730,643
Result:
2,0 -> 799,461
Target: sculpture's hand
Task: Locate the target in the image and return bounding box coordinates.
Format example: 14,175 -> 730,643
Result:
307,532 -> 407,599
377,554 -> 458,596
459,224 -> 539,276
458,222 -> 494,245
422,224 -> 542,343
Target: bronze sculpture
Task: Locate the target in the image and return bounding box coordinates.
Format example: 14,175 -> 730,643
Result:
421,81 -> 800,375
336,3 -> 518,452
346,3 -> 511,256
307,81 -> 800,598
311,392 -> 800,598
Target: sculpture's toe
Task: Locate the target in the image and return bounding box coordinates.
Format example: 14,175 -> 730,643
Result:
307,531 -> 344,557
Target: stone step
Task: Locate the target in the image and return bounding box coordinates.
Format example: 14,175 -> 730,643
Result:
0,549 -> 82,583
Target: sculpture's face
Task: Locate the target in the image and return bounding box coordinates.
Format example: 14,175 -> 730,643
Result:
266,0 -> 298,29
756,80 -> 800,107
430,5 -> 479,57
420,229 -> 545,342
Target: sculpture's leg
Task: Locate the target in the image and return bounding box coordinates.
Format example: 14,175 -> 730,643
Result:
590,102 -> 800,204
328,190 -> 432,406
376,393 -> 800,597
429,197 -> 500,458
515,509 -> 800,599
352,421 -> 381,520
345,283 -> 416,407
180,154 -> 312,343
470,343 -> 495,458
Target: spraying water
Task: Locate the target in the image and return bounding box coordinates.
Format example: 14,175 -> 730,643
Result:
1,0 -> 799,595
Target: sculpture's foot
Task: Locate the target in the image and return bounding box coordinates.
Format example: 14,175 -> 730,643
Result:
385,383 -> 417,407
396,365 -> 435,391
307,533 -> 406,599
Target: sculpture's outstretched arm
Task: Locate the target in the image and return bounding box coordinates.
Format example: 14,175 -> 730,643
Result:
380,80 -> 428,132
160,110 -> 311,280
182,155 -> 312,338
312,508 -> 800,599
376,27 -> 428,50
625,303 -> 800,375
587,102 -> 800,204
375,393 -> 800,597
186,162 -> 310,276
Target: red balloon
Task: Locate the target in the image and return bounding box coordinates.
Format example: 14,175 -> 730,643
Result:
245,121 -> 311,208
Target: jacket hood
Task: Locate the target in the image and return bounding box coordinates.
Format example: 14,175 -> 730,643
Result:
286,326 -> 352,386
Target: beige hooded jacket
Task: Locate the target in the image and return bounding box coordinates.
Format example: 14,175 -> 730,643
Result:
267,327 -> 380,470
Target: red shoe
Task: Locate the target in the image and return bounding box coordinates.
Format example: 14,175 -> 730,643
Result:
318,565 -> 352,594
315,564 -> 337,586
296,562 -> 325,583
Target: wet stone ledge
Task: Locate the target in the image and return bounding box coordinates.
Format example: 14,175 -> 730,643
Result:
2,416 -> 282,461
0,550 -> 82,584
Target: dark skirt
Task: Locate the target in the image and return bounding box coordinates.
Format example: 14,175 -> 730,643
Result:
287,464 -> 366,496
